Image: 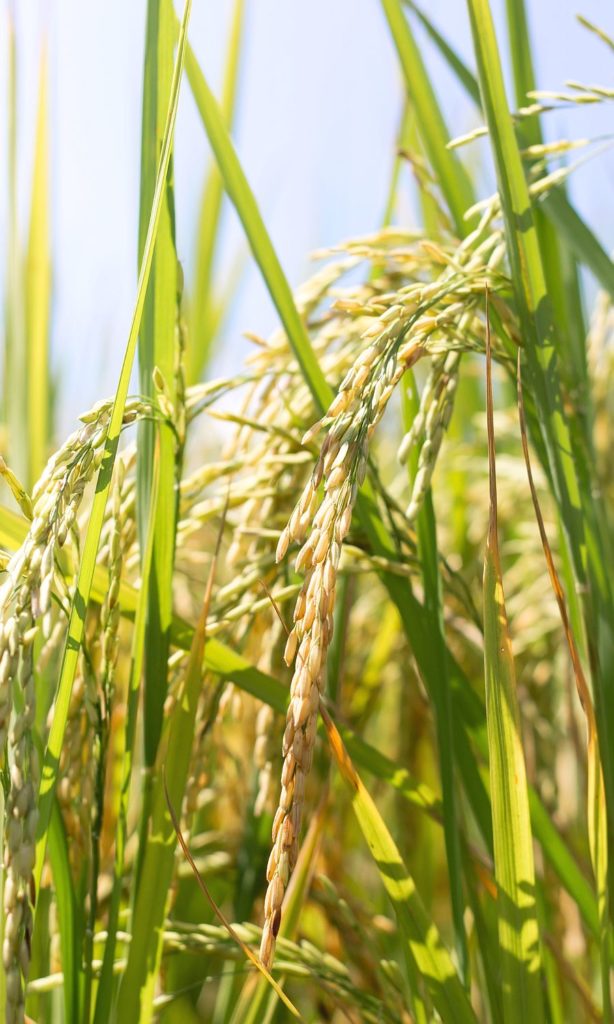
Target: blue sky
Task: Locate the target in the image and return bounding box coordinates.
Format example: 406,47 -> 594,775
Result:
2,0 -> 613,435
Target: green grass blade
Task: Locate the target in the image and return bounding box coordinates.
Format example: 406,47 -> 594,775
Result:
589,732 -> 611,1022
0,505 -> 31,551
116,617 -> 207,1021
466,0 -> 584,537
527,790 -> 602,950
322,706 -> 477,1024
93,446 -> 160,1024
540,190 -> 614,300
380,0 -> 475,234
352,489 -> 494,849
25,41 -> 51,490
47,799 -> 81,1024
503,0 -> 538,116
187,0 -> 245,385
464,848 -> 504,1024
382,100 -> 411,226
137,0 -> 180,774
33,0 -> 193,897
403,0 -> 481,106
518,360 -> 611,1018
503,0 -> 588,424
184,41 -> 331,415
483,320 -> 543,1021
402,374 -> 468,982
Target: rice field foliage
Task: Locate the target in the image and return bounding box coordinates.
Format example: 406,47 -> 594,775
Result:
1,1 -> 614,1021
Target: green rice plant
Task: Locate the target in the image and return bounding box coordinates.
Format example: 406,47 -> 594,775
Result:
1,2 -> 614,1021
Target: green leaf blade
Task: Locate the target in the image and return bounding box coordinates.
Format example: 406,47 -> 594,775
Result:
137,0 -> 180,771
25,42 -> 51,490
381,0 -> 475,235
324,708 -> 477,1024
483,324 -> 543,1022
184,41 -> 331,416
187,0 -> 245,385
33,0 -> 194,898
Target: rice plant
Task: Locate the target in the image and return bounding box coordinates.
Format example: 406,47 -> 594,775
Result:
1,1 -> 614,1021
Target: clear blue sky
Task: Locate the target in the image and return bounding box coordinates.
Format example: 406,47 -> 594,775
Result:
2,0 -> 613,435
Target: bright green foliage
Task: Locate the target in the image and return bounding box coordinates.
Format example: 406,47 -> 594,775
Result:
137,0 -> 181,773
25,44 -> 51,490
483,327 -> 543,1022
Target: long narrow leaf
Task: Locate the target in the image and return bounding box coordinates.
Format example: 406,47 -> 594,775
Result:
25,41 -> 51,489
33,0 -> 194,896
4,8 -> 27,483
380,0 -> 475,234
402,375 -> 467,980
517,356 -> 610,1019
184,42 -> 331,415
93,445 -> 161,1024
46,800 -> 81,1024
483,310 -> 543,1021
187,0 -> 245,385
503,0 -> 588,424
322,705 -> 477,1024
403,0 -> 481,106
137,0 -> 180,778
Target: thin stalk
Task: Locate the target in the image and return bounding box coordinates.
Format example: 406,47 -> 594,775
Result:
82,697 -> 106,1023
188,0 -> 245,384
483,304 -> 543,1022
5,4 -> 28,483
34,0 -> 194,897
137,0 -> 180,798
93,450 -> 160,1024
25,40 -> 51,489
402,373 -> 468,984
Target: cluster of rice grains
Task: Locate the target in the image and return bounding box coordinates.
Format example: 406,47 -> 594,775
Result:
0,400 -> 144,1022
56,452 -> 132,881
257,222 -> 505,965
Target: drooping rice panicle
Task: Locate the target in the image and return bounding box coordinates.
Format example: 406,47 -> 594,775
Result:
0,400 -> 147,1018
